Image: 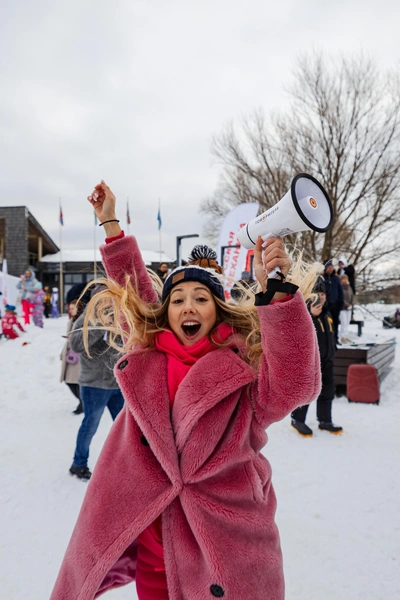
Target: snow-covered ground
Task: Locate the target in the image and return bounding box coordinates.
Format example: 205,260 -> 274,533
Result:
1,304 -> 399,600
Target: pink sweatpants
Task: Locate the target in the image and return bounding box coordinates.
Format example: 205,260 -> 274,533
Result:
21,299 -> 31,325
136,517 -> 169,600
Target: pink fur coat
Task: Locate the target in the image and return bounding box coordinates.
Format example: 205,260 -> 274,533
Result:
50,235 -> 320,600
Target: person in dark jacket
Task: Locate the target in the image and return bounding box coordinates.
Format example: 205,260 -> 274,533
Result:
230,270 -> 256,301
323,261 -> 344,344
291,277 -> 343,436
338,256 -> 356,295
156,262 -> 170,282
66,282 -> 93,317
43,286 -> 51,318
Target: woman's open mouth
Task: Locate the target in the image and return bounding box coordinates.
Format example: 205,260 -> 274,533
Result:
181,321 -> 202,339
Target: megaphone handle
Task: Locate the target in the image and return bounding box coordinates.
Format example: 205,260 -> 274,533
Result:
262,233 -> 282,281
267,266 -> 282,280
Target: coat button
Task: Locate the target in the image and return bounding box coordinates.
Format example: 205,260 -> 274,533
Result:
140,436 -> 149,446
118,360 -> 128,370
210,584 -> 225,597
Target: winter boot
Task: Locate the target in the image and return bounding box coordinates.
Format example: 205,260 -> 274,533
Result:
73,402 -> 83,415
318,422 -> 343,435
291,419 -> 313,437
69,465 -> 92,480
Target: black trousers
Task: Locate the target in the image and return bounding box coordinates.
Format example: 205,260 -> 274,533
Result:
328,303 -> 341,344
66,383 -> 81,400
292,359 -> 335,423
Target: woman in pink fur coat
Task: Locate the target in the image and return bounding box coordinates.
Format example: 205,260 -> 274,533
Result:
50,182 -> 321,600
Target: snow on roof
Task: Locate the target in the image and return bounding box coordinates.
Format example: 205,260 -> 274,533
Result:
40,248 -> 175,266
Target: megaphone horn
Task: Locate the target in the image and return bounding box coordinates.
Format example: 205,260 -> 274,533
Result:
237,173 -> 333,279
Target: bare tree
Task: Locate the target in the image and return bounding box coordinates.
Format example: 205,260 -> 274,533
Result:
202,53 -> 400,284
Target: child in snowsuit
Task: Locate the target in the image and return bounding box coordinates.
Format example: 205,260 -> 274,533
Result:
43,286 -> 51,318
51,287 -> 60,318
1,305 -> 26,339
31,282 -> 45,328
51,180 -> 321,600
291,277 -> 343,436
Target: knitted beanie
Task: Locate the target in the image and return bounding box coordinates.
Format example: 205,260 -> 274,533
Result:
313,276 -> 326,294
161,245 -> 225,303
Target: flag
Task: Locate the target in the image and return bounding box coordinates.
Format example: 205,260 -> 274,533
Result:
157,207 -> 162,230
127,199 -> 131,225
59,205 -> 64,226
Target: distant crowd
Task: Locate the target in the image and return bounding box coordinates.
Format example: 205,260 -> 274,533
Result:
0,267 -> 59,340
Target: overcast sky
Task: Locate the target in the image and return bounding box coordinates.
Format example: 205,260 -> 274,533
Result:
1,0 -> 399,261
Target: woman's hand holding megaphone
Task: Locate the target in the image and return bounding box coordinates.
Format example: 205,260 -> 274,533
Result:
254,236 -> 292,295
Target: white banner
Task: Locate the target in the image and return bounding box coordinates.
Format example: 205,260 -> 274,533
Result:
216,203 -> 259,300
0,261 -> 20,311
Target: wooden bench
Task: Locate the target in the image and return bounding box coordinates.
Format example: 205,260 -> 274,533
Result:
334,338 -> 395,387
350,319 -> 364,336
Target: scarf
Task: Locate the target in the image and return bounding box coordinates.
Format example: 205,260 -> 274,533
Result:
155,322 -> 235,405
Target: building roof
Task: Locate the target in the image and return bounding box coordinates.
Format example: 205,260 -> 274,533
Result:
0,205 -> 59,254
27,209 -> 59,253
40,248 -> 175,266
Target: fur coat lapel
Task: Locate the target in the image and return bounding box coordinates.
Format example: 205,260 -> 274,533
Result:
172,347 -> 256,452
115,345 -> 256,464
115,348 -> 180,485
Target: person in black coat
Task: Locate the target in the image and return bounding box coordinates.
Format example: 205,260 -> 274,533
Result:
323,261 -> 344,345
230,270 -> 256,301
291,277 -> 343,436
66,282 -> 93,306
157,263 -> 170,282
338,257 -> 356,295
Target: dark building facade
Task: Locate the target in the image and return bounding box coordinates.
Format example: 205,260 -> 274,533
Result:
38,256 -> 103,305
0,206 -> 59,276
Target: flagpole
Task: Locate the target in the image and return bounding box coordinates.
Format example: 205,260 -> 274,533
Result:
158,197 -> 162,263
59,198 -> 64,315
94,211 -> 97,280
127,197 -> 130,235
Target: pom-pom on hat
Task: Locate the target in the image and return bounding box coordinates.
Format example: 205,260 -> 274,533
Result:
161,244 -> 225,303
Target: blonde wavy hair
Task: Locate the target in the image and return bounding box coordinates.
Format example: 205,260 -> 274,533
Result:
82,250 -> 321,369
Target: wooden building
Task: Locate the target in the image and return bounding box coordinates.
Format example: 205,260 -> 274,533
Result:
0,206 -> 59,277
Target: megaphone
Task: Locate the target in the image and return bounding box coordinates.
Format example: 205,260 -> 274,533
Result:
237,173 -> 333,279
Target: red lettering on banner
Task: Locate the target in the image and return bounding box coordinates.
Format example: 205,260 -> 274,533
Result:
223,230 -> 235,269
223,223 -> 247,299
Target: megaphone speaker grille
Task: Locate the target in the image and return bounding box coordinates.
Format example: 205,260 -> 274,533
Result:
292,174 -> 333,233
